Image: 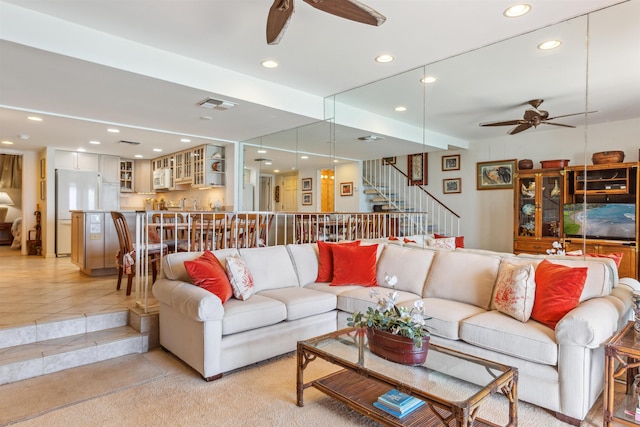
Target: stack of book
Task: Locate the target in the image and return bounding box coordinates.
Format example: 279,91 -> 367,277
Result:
373,389 -> 425,418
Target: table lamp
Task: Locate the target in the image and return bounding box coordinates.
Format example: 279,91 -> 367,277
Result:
0,192 -> 14,223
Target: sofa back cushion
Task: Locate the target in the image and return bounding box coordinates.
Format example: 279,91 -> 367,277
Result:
287,243 -> 319,286
514,254 -> 617,301
423,251 -> 502,309
239,246 -> 299,292
162,248 -> 239,282
376,244 -> 436,295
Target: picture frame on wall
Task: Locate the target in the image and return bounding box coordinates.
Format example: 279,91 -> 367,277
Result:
302,192 -> 312,205
274,185 -> 280,203
40,181 -> 46,200
382,156 -> 396,165
407,153 -> 428,186
443,178 -> 461,194
476,159 -> 516,190
301,178 -> 312,191
442,154 -> 460,171
340,182 -> 353,196
40,158 -> 46,179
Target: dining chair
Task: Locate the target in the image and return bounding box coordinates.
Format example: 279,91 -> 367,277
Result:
111,211 -> 168,296
228,213 -> 259,248
295,215 -> 317,244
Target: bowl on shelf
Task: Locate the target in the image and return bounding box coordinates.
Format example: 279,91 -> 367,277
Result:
540,159 -> 570,169
522,204 -> 535,215
518,159 -> 534,170
592,151 -> 625,165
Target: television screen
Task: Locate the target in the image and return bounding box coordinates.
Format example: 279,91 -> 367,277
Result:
563,203 -> 636,240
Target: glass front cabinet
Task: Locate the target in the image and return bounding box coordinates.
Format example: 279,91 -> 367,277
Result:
513,169 -> 564,254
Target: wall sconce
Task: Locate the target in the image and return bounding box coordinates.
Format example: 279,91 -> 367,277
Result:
0,191 -> 14,222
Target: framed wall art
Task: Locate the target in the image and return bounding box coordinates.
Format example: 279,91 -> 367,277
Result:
407,153 -> 428,186
301,178 -> 312,191
274,185 -> 280,203
442,154 -> 460,171
40,158 -> 46,179
382,156 -> 396,165
340,182 -> 353,196
443,178 -> 461,194
302,192 -> 312,205
476,159 -> 516,190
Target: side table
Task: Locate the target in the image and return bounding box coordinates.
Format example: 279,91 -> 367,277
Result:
604,321 -> 640,426
0,222 -> 13,245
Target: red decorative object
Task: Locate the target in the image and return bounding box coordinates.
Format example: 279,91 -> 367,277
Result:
540,159 -> 570,169
366,327 -> 429,365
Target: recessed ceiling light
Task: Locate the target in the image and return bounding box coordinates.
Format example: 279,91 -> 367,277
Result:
261,59 -> 278,68
265,162 -> 273,165
200,116 -> 213,120
134,154 -> 143,158
27,116 -> 42,122
274,169 -> 280,173
333,159 -> 339,163
77,148 -> 86,152
180,138 -> 191,143
1,140 -> 14,145
538,40 -> 562,50
375,54 -> 394,63
503,4 -> 531,18
257,149 -> 267,154
153,148 -> 163,152
394,106 -> 407,112
421,76 -> 437,84
107,128 -> 120,133
300,155 -> 309,159
89,140 -> 101,145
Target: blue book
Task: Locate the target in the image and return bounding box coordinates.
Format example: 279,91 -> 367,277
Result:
377,389 -> 421,411
374,400 -> 425,418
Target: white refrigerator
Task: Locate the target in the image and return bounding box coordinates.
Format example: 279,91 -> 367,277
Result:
55,169 -> 120,256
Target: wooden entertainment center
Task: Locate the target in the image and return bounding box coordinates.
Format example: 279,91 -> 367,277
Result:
514,161 -> 639,280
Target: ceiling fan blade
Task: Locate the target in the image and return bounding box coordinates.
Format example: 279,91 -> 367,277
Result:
303,0 -> 386,26
479,120 -> 524,127
542,122 -> 576,129
508,123 -> 533,135
267,0 -> 295,45
546,111 -> 597,121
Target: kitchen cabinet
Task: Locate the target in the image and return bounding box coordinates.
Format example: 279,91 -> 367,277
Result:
119,159 -> 134,192
71,210 -> 132,276
55,150 -> 99,171
135,159 -> 153,193
100,155 -> 120,183
192,145 -> 225,188
513,168 -> 564,255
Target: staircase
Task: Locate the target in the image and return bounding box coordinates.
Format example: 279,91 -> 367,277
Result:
0,308 -> 156,386
362,159 -> 461,236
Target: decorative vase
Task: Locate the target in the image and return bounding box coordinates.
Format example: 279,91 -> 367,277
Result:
518,159 -> 533,170
366,327 -> 429,366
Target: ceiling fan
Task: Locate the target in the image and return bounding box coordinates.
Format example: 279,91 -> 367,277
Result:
479,99 -> 595,135
267,0 -> 386,45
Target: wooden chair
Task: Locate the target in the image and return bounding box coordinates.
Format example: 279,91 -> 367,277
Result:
295,215 -> 318,243
182,213 -> 228,251
111,211 -> 168,296
228,213 -> 259,248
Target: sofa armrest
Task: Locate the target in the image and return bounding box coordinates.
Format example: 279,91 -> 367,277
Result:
153,278 -> 224,322
555,296 -> 626,348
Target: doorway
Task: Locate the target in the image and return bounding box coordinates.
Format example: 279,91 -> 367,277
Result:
259,175 -> 272,211
320,169 -> 334,212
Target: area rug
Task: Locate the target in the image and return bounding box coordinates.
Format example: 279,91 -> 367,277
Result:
2,348 -> 611,426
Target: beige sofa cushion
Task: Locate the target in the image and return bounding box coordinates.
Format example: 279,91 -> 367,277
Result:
286,243 -> 319,286
423,251 -> 502,309
419,297 -> 486,340
239,246 -> 300,292
258,287 -> 336,321
337,287 -> 419,315
376,244 -> 436,295
460,310 -> 558,365
221,295 -> 286,335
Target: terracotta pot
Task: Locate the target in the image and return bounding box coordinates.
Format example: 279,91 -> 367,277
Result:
366,327 -> 429,366
518,159 -> 534,170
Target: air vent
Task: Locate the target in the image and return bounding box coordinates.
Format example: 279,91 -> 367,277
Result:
118,140 -> 141,145
357,135 -> 384,142
198,97 -> 238,111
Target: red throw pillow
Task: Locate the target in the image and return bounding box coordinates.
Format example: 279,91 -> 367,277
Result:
331,244 -> 378,287
434,233 -> 464,248
531,259 -> 588,330
316,240 -> 360,282
403,237 -> 416,244
184,251 -> 233,303
567,252 -> 623,269
388,236 -> 399,241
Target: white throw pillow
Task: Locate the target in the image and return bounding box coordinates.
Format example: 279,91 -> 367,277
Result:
427,237 -> 456,250
492,262 -> 536,322
225,256 -> 254,300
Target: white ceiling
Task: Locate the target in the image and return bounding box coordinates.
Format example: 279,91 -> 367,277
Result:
0,0 -> 638,173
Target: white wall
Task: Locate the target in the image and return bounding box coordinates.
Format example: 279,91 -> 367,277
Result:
334,162 -> 361,212
427,118 -> 640,253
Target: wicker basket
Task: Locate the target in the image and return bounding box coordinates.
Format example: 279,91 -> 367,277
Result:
592,151 -> 625,165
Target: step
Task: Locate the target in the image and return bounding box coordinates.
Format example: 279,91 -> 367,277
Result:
0,310 -> 149,385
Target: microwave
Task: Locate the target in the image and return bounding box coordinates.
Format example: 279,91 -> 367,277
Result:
153,168 -> 172,190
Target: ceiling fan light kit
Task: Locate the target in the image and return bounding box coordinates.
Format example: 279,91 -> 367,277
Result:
267,0 -> 386,45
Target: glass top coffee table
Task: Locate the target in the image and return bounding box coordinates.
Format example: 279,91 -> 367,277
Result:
297,328 -> 518,427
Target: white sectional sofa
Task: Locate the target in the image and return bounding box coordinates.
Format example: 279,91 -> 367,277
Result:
152,241 -> 639,425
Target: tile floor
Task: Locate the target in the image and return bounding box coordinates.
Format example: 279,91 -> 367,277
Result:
0,245 -> 156,330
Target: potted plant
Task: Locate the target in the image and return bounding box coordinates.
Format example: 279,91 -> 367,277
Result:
347,274 -> 431,365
